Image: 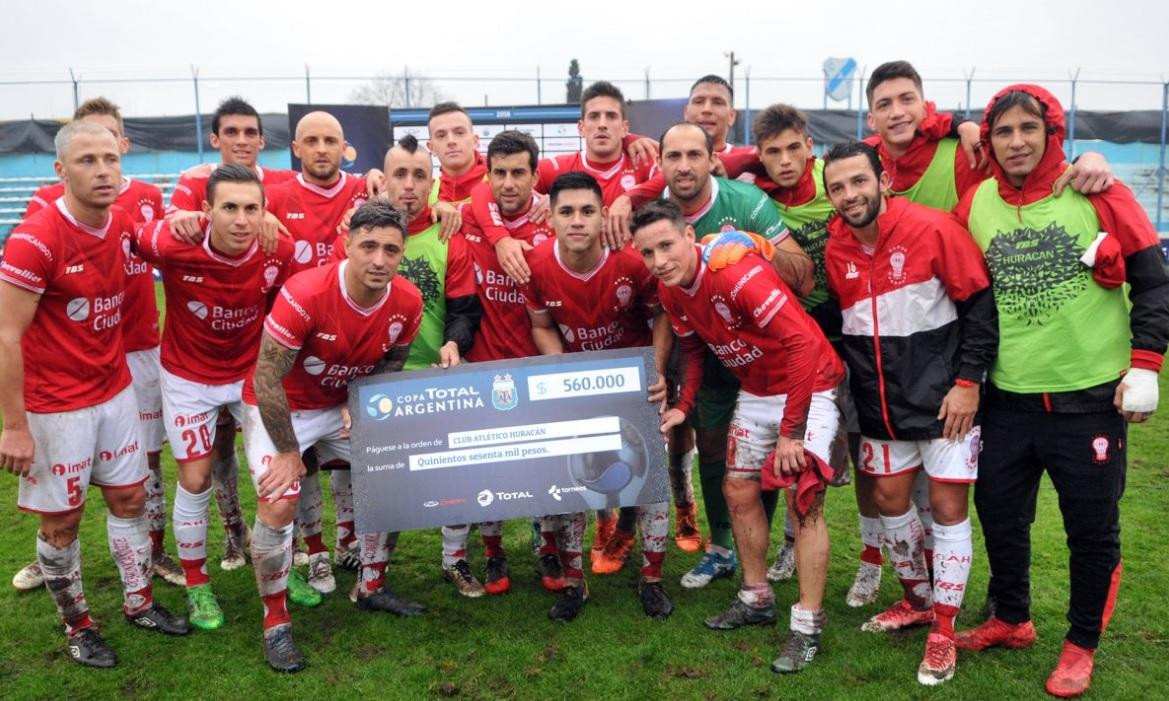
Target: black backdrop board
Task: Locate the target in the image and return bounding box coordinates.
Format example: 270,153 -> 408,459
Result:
286,104 -> 391,174
347,348 -> 668,534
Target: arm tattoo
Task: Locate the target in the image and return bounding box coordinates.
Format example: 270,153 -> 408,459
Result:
372,344 -> 410,375
253,334 -> 299,454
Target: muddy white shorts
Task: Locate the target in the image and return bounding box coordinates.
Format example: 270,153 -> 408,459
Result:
859,428 -> 981,483
160,367 -> 244,463
726,388 -> 842,481
18,385 -> 148,514
242,403 -> 350,502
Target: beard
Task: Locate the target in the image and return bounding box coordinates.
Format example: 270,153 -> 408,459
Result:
839,193 -> 882,229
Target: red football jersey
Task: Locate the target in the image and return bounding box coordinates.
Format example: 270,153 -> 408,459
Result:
166,164 -> 297,214
265,172 -> 368,274
0,200 -> 133,412
243,262 -> 423,410
26,179 -> 164,352
459,182 -> 553,362
135,220 -> 294,385
523,240 -> 657,352
536,152 -> 655,206
658,246 -> 844,437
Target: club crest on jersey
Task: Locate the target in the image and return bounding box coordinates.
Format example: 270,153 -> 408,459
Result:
388,318 -> 405,344
1090,435 -> 1111,464
139,202 -> 156,223
491,373 -> 518,411
711,294 -> 741,328
366,393 -> 394,421
262,265 -> 279,291
122,237 -> 132,260
532,231 -> 550,247
888,246 -> 909,284
620,174 -> 636,191
615,279 -> 633,308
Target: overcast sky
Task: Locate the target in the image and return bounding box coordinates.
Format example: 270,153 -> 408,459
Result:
2,0 -> 1167,120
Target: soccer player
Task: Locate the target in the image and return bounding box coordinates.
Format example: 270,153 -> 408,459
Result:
651,121 -> 813,592
723,104 -> 878,605
377,133 -> 493,596
524,171 -> 674,620
260,110 -> 375,589
163,97 -> 282,568
472,81 -> 656,288
426,102 -> 488,206
0,120 -> 189,668
136,164 -> 300,630
12,97 -> 183,593
822,141 -> 997,685
953,84 -> 1169,698
168,97 -> 298,216
635,199 -> 844,673
244,200 -> 425,672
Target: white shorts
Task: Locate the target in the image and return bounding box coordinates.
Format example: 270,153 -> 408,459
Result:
18,385 -> 148,514
127,346 -> 164,453
859,427 -> 981,483
242,403 -> 350,502
726,388 -> 842,481
160,367 -> 243,463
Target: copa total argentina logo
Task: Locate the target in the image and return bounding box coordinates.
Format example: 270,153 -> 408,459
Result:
366,393 -> 394,421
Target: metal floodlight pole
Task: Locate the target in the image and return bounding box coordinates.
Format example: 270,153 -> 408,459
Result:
536,65 -> 542,105
1156,80 -> 1168,235
192,65 -> 204,162
744,66 -> 751,146
403,66 -> 411,109
856,67 -> 866,141
68,67 -> 80,112
305,65 -> 312,103
964,67 -> 976,119
645,67 -> 651,100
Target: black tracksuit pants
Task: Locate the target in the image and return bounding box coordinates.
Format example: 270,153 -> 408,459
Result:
975,395 -> 1126,649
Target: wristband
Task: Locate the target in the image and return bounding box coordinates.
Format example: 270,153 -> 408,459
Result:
954,378 -> 977,388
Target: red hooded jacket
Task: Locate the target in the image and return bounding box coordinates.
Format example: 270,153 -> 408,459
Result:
954,83 -> 1168,375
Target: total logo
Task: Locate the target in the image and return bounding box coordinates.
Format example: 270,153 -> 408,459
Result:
366,393 -> 394,421
547,484 -> 587,502
476,489 -> 534,507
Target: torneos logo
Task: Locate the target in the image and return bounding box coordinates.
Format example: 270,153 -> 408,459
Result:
187,300 -> 209,320
302,355 -> 326,376
66,297 -> 91,322
294,240 -> 313,264
476,489 -> 494,507
558,324 -> 575,344
365,393 -> 394,421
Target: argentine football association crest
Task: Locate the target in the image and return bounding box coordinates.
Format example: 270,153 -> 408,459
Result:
491,373 -> 518,411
